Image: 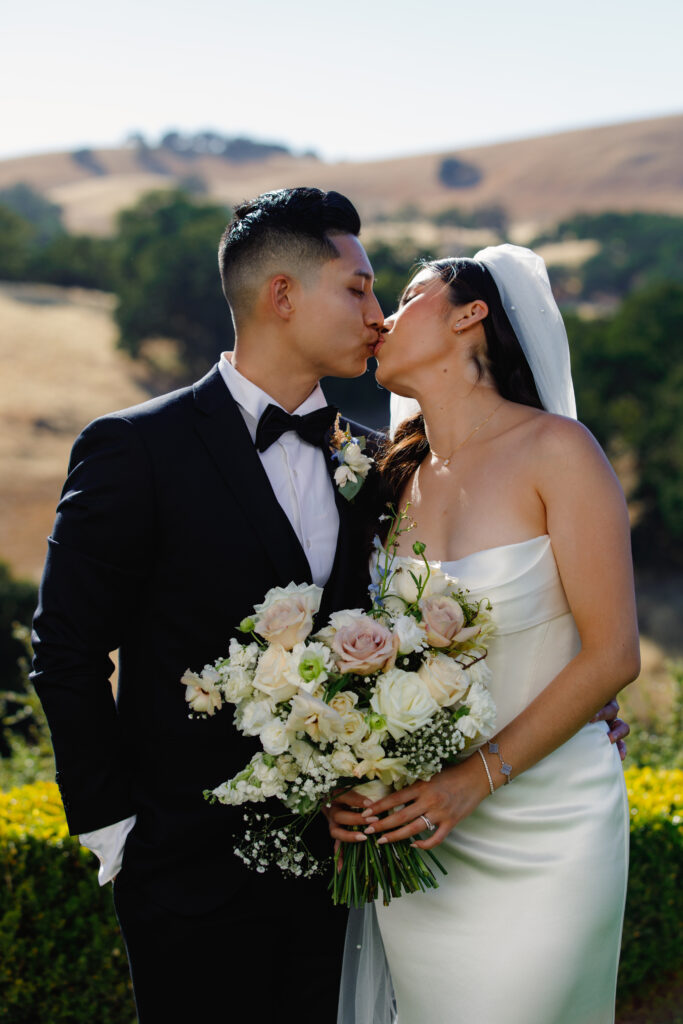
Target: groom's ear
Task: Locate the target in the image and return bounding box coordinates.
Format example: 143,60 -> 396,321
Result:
268,274 -> 297,321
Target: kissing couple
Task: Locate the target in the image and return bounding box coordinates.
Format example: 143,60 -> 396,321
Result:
32,187 -> 637,1024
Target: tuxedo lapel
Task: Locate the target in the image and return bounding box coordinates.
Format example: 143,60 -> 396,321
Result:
192,365 -> 312,587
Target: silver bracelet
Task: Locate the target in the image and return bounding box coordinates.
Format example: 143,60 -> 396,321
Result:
488,740 -> 513,784
477,748 -> 495,795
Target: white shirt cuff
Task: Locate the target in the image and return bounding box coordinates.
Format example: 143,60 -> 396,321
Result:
79,814 -> 137,886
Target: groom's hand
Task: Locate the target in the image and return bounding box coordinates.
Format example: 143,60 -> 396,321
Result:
591,697 -> 629,761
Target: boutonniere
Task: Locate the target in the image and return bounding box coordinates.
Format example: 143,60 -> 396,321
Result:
329,413 -> 374,501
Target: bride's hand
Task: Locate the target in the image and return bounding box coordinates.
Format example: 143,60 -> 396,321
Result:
324,790 -> 372,844
359,757 -> 490,850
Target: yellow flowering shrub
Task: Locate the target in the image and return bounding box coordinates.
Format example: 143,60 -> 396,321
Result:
1,771 -> 682,1018
0,780 -> 69,841
624,765 -> 683,826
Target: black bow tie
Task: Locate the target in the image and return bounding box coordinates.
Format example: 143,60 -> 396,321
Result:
255,403 -> 338,453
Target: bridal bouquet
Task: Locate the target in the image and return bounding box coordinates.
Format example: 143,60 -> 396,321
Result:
183,507 -> 497,906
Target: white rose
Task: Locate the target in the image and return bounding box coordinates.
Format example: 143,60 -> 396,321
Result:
393,614 -> 428,655
370,668 -> 438,739
260,719 -> 292,755
252,645 -> 299,703
330,747 -> 360,777
457,680 -> 497,740
253,582 -> 323,649
237,699 -> 275,737
418,653 -> 469,708
329,691 -> 359,715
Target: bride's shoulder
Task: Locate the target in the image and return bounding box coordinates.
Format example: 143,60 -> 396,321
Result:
524,411 -> 619,488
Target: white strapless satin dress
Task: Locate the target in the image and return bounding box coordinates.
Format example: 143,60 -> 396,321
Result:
373,535 -> 629,1024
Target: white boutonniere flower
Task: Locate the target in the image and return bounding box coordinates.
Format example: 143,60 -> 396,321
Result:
330,414 -> 374,501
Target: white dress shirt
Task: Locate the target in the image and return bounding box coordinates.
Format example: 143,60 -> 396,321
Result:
80,356 -> 340,883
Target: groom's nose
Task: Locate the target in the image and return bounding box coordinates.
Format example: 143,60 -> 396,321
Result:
364,292 -> 384,330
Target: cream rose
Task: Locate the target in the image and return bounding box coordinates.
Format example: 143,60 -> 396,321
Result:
253,582 -> 323,649
418,594 -> 465,647
418,653 -> 469,707
331,615 -> 398,675
370,668 -> 438,739
330,747 -> 360,777
252,645 -> 299,703
338,709 -> 368,747
329,691 -> 359,716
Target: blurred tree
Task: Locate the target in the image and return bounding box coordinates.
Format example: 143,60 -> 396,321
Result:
535,212 -> 683,301
0,183 -> 63,244
113,190 -> 233,376
26,234 -> 116,290
0,204 -> 34,279
567,282 -> 683,558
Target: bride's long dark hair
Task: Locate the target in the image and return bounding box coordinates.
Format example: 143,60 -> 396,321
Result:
377,257 -> 544,499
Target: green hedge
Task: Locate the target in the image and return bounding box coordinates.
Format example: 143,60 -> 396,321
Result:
0,783 -> 133,1023
1,771 -> 681,1021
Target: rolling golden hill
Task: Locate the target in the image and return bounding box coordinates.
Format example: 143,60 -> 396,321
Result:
1,114 -> 681,235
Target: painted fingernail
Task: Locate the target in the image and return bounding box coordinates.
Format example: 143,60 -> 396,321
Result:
356,833 -> 368,841
363,800 -> 372,807
377,836 -> 387,845
361,809 -> 373,817
364,826 -> 375,835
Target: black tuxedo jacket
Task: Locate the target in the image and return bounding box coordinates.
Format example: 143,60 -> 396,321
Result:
32,364 -> 384,914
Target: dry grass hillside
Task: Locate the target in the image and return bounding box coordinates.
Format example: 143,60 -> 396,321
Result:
1,114 -> 681,235
0,284 -> 150,580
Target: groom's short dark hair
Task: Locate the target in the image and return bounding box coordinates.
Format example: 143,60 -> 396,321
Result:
218,187 -> 361,324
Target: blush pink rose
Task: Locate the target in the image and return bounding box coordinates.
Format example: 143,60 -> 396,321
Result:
418,595 -> 465,648
331,616 -> 399,675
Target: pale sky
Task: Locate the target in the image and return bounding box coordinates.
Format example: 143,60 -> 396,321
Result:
3,0 -> 682,163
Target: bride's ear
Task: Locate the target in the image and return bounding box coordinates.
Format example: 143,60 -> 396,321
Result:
452,300 -> 489,335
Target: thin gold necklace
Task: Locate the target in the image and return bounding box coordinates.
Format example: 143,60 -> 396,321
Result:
429,402 -> 504,467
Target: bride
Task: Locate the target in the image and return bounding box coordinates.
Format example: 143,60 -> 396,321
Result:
328,244 -> 639,1024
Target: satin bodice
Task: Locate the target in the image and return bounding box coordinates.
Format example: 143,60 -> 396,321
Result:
440,534 -> 570,634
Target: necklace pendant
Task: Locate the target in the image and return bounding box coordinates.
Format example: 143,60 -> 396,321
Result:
443,457 -> 451,467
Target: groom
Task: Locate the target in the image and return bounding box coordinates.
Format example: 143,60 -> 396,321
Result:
31,187 -> 385,1022
32,186 -> 627,1022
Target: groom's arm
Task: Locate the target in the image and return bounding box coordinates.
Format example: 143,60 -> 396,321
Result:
31,414 -> 155,835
